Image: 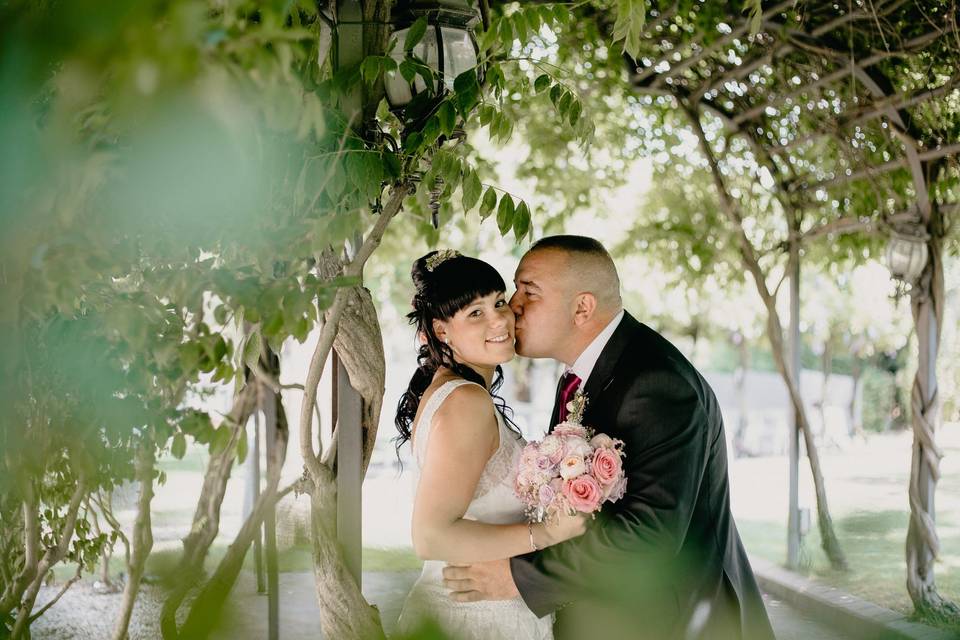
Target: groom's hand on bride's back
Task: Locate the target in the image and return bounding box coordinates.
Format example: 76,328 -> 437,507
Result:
442,559 -> 520,602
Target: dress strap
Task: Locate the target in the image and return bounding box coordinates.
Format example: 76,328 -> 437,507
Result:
413,379 -> 485,466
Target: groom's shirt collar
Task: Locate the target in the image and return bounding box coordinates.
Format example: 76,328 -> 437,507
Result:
567,309 -> 625,385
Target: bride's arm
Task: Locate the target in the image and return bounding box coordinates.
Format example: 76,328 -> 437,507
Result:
412,384 -> 584,563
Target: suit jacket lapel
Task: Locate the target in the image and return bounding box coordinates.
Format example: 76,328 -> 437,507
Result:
581,312 -> 639,403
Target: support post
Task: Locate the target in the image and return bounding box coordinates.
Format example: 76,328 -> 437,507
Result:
262,383 -> 280,640
248,397 -> 265,593
335,350 -> 363,588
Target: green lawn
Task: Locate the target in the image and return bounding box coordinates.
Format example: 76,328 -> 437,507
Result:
736,439 -> 960,636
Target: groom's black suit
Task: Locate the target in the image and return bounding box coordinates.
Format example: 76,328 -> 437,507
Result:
511,312 -> 775,640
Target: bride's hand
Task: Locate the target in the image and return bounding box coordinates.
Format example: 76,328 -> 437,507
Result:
537,511 -> 590,547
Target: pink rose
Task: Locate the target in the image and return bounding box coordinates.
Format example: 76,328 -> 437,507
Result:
592,447 -> 623,487
519,444 -> 539,468
603,476 -> 628,502
562,475 -> 603,513
536,455 -> 555,472
538,483 -> 556,508
554,423 -> 589,439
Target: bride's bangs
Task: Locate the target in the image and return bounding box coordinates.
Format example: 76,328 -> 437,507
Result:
429,257 -> 505,320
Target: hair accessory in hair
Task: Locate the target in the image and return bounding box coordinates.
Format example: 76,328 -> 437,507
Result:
425,249 -> 461,272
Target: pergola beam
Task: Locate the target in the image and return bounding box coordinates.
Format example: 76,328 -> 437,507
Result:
794,203 -> 960,243
772,77 -> 960,152
639,0 -> 796,89
792,143 -> 960,192
732,28 -> 948,125
693,6 -> 883,101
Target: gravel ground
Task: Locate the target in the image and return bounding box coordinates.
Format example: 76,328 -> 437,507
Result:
30,580 -> 167,640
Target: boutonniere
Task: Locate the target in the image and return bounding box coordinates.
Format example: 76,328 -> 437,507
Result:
565,389 -> 588,425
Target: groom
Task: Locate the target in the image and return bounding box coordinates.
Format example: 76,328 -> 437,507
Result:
442,235 -> 775,639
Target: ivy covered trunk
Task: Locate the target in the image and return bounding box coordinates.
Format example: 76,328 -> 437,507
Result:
905,201 -> 960,621
308,473 -> 385,640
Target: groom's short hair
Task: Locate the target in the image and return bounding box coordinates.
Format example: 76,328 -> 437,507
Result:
529,235 -> 622,311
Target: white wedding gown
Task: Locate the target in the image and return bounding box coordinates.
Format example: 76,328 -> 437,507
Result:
395,379 -> 554,640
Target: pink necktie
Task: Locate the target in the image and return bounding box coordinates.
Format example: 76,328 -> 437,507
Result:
557,372 -> 582,423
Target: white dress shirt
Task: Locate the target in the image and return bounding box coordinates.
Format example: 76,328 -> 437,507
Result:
566,309 -> 625,387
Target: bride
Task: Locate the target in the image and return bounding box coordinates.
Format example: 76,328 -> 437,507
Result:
394,250 -> 586,640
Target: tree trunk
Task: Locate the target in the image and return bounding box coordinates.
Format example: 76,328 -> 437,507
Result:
682,101 -> 848,570
160,382 -> 258,639
176,383 -> 290,640
905,201 -> 960,621
112,442 -> 155,640
819,334 -> 833,441
316,257 -> 385,477
11,475 -> 86,639
732,332 -> 750,457
849,358 -> 863,438
179,383 -> 258,567
295,186 -> 406,640
0,485 -> 39,623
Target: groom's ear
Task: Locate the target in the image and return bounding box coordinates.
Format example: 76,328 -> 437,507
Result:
573,293 -> 597,326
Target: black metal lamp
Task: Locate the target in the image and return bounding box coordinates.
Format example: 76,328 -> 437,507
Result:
384,0 -> 481,109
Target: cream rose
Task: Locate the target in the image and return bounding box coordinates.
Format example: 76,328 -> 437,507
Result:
559,455 -> 586,479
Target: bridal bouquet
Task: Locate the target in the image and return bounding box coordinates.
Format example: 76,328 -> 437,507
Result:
514,391 -> 627,522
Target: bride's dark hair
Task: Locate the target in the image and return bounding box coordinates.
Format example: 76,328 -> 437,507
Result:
394,251 -> 519,455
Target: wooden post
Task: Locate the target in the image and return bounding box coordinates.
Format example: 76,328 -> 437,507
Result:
335,349 -> 363,588
248,399 -> 265,593
261,383 -> 280,640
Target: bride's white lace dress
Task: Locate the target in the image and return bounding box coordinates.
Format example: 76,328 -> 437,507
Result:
395,379 -> 554,640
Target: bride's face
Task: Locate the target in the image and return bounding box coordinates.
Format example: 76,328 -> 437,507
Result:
433,291 -> 516,367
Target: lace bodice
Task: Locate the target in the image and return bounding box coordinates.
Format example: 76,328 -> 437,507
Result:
411,379 -> 527,522
399,378 -> 554,640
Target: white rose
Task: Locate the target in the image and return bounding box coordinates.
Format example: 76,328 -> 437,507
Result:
559,455 -> 586,479
564,438 -> 593,458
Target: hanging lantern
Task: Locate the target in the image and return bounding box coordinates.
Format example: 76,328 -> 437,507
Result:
384,0 -> 481,109
885,226 -> 928,285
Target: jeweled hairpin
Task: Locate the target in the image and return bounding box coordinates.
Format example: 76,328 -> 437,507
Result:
425,249 -> 461,272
